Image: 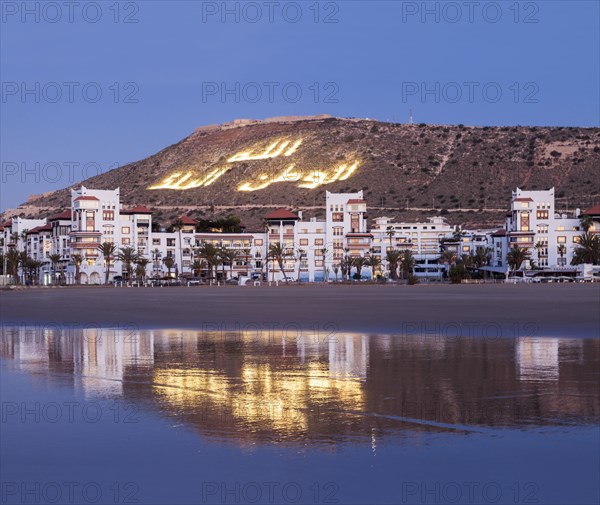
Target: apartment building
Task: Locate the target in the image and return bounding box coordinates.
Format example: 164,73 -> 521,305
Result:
502,187 -> 583,268
370,216 -> 455,278
1,186 -> 595,284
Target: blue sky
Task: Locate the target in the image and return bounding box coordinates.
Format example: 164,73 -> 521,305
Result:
1,0 -> 599,210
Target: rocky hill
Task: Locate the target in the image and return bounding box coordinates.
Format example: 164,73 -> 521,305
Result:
6,115 -> 600,230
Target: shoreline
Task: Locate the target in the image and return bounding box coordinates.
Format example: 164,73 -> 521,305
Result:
2,284 -> 599,338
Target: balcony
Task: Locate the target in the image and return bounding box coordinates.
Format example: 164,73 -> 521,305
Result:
72,242 -> 101,249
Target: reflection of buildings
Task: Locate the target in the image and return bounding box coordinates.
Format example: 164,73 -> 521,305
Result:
1,326 -> 155,397
1,327 -> 599,446
80,329 -> 154,397
516,337 -> 560,382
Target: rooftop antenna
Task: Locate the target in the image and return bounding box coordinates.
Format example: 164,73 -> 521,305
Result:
409,109 -> 414,124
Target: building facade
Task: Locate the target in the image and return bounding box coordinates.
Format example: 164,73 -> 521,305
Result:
1,186 -> 597,284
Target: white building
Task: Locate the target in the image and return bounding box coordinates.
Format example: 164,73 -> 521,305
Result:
501,187 -> 582,269
2,185 -> 595,284
370,215 -> 455,279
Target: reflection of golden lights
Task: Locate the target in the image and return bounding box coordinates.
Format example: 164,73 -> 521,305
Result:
151,338 -> 365,437
148,136 -> 361,192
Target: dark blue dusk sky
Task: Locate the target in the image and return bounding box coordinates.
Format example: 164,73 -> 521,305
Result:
1,0 -> 599,211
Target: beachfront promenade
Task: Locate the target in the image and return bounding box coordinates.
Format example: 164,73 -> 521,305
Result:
1,284 -> 599,338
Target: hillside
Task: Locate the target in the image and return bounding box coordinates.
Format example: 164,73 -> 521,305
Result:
6,115 -> 600,230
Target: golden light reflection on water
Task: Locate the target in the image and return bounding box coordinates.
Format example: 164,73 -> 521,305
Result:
147,136 -> 361,192
151,336 -> 365,438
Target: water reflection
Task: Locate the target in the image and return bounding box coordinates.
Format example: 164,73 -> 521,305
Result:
1,327 -> 598,445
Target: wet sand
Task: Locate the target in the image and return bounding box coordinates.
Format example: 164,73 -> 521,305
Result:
2,283 -> 599,337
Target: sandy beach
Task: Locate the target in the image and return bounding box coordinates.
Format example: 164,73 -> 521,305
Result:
1,283 -> 599,338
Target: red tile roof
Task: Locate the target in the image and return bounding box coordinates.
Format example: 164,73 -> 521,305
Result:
27,224 -> 52,234
264,208 -> 299,220
74,196 -> 99,201
491,229 -> 506,237
49,210 -> 72,221
121,205 -> 153,215
513,197 -> 533,202
179,215 -> 197,225
2,220 -> 13,227
584,204 -> 600,216
347,199 -> 366,204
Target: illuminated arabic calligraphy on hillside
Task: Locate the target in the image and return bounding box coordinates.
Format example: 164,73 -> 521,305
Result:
148,138 -> 360,191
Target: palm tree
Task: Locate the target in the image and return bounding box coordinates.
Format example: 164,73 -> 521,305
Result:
25,258 -> 43,286
216,245 -> 229,281
400,249 -> 416,280
134,257 -> 150,281
48,253 -> 62,285
71,254 -> 84,285
97,242 -> 117,285
222,248 -> 239,281
579,214 -> 594,232
440,249 -> 457,268
557,244 -> 567,266
18,251 -> 29,284
340,248 -> 351,281
352,256 -> 367,280
197,242 -> 220,284
5,249 -> 20,284
571,232 -> 600,265
9,232 -> 19,249
385,226 -> 395,249
452,226 -> 466,242
367,252 -> 381,280
534,241 -> 544,265
151,248 -> 162,277
268,242 -> 291,283
118,246 -> 139,280
20,229 -> 29,245
162,256 -> 175,277
474,246 -> 492,268
506,245 -> 530,274
242,248 -> 252,276
332,264 -> 339,282
191,259 -> 204,277
386,249 -> 401,280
